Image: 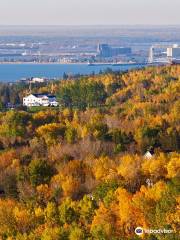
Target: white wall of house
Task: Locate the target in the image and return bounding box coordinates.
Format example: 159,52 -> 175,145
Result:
23,94 -> 40,106
31,77 -> 45,83
23,94 -> 58,107
144,151 -> 154,159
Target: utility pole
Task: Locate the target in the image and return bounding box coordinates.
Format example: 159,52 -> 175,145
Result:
29,81 -> 32,94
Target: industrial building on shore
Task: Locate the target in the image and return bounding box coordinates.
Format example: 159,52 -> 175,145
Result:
97,44 -> 132,58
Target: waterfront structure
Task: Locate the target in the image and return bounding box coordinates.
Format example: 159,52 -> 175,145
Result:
167,44 -> 180,59
148,46 -> 154,64
148,44 -> 180,63
23,94 -> 58,107
148,44 -> 170,63
97,44 -> 131,58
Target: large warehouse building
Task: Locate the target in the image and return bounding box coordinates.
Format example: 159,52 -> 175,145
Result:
97,44 -> 132,58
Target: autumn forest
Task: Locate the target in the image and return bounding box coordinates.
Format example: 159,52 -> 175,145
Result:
0,65 -> 179,240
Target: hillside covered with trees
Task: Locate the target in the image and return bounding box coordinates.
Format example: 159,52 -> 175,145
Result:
0,65 -> 179,239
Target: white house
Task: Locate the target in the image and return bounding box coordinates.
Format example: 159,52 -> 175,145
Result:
23,94 -> 58,107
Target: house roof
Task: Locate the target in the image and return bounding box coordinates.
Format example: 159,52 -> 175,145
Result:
32,94 -> 56,98
144,151 -> 154,159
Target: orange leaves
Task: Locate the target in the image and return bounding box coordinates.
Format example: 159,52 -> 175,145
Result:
167,153 -> 180,178
142,152 -> 180,179
166,196 -> 180,234
61,176 -> 81,198
91,202 -> 116,237
33,109 -> 57,126
117,154 -> 142,182
139,181 -> 168,202
93,156 -> 117,181
142,153 -> 168,179
36,123 -> 65,137
91,187 -> 147,238
0,199 -> 37,235
36,184 -> 52,205
0,199 -> 17,235
114,188 -> 147,231
115,188 -> 133,222
36,123 -> 66,146
51,160 -> 87,199
0,149 -> 17,170
13,206 -> 32,233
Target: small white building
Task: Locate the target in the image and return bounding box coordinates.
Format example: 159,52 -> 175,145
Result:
31,77 -> 46,83
23,94 -> 58,107
144,150 -> 154,159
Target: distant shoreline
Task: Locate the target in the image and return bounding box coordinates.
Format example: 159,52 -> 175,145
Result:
0,62 -> 89,65
0,62 -> 143,66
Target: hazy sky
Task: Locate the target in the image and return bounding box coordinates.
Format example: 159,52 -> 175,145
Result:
0,0 -> 180,25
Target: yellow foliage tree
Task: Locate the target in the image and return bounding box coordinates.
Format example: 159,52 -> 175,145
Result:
142,153 -> 168,179
167,153 -> 180,178
93,156 -> 117,181
117,154 -> 142,182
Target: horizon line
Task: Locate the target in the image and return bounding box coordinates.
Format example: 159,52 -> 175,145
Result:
1,24 -> 180,27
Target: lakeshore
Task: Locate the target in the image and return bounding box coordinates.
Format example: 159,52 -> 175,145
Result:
0,61 -> 142,65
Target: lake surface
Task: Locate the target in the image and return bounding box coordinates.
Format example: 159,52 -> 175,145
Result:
0,63 -> 146,82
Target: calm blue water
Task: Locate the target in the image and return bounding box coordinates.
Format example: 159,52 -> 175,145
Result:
0,63 -> 146,82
